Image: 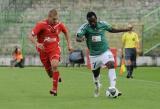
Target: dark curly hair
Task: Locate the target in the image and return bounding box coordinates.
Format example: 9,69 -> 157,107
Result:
86,11 -> 97,20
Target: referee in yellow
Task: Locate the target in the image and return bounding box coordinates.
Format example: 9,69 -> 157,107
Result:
121,24 -> 140,78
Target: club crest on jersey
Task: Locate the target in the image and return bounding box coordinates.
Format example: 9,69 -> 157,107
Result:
132,38 -> 135,41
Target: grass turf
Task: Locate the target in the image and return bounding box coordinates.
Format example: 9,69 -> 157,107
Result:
0,67 -> 160,109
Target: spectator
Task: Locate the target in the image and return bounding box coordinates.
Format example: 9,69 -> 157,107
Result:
10,46 -> 24,68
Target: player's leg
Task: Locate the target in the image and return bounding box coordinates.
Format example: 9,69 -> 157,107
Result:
45,66 -> 62,82
102,50 -> 122,96
101,50 -> 116,88
126,59 -> 132,78
105,61 -> 122,96
44,65 -> 52,78
125,48 -> 132,78
92,67 -> 101,86
50,58 -> 60,96
130,48 -> 137,78
43,62 -> 61,81
40,52 -> 60,96
92,67 -> 101,97
48,48 -> 62,96
105,61 -> 117,88
39,52 -> 52,78
90,56 -> 102,97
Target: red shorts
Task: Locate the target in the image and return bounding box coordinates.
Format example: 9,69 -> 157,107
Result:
38,48 -> 60,71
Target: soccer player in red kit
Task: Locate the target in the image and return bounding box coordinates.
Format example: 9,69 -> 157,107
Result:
28,9 -> 73,96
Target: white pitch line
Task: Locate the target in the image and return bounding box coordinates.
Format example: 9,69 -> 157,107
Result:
130,78 -> 160,85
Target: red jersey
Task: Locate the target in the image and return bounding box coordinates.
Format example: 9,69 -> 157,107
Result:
32,19 -> 67,52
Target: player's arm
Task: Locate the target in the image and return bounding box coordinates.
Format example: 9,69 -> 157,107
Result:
28,22 -> 44,50
121,33 -> 126,58
61,23 -> 73,51
28,33 -> 44,50
28,32 -> 38,46
63,31 -> 73,51
136,41 -> 141,55
102,21 -> 131,33
76,35 -> 85,42
136,40 -> 140,50
108,27 -> 131,33
135,33 -> 141,55
76,24 -> 87,42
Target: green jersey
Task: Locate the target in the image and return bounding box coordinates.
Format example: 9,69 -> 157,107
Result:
77,21 -> 112,56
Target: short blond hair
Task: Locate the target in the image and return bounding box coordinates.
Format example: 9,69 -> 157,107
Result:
48,9 -> 58,18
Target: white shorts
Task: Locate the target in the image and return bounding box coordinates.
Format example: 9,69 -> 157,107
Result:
89,50 -> 115,70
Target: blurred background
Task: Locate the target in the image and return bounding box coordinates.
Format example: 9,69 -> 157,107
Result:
0,0 -> 159,66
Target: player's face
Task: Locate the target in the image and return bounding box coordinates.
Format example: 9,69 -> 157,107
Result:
88,16 -> 97,28
128,24 -> 133,31
52,17 -> 58,23
48,14 -> 58,24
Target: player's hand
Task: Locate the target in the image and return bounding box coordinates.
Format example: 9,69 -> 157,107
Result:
121,53 -> 124,58
36,42 -> 44,51
44,37 -> 56,43
119,48 -> 124,58
68,46 -> 74,52
76,37 -> 86,42
136,48 -> 141,56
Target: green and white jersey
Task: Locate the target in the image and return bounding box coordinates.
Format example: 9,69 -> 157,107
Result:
77,21 -> 112,56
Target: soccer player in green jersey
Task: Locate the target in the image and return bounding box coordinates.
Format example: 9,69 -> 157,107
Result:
76,12 -> 132,97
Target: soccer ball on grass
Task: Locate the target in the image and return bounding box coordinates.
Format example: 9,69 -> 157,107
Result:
105,87 -> 119,98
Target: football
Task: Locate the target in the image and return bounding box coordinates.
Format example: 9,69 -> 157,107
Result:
106,87 -> 119,98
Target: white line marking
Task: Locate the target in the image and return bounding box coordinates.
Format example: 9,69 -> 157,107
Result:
129,78 -> 160,85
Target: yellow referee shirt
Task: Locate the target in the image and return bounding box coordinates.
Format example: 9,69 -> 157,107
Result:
122,32 -> 139,48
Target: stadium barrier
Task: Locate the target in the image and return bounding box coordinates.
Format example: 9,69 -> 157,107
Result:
0,55 -> 160,67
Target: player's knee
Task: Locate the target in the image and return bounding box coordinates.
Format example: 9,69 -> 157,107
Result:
46,69 -> 52,78
92,67 -> 100,78
106,61 -> 115,69
52,64 -> 58,71
51,59 -> 59,71
126,60 -> 132,65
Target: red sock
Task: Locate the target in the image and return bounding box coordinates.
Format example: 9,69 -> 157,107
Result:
52,71 -> 59,93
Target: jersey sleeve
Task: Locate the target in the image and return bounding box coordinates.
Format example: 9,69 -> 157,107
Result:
60,23 -> 68,33
32,22 -> 43,36
122,33 -> 126,44
100,21 -> 113,31
135,33 -> 139,42
76,23 -> 87,38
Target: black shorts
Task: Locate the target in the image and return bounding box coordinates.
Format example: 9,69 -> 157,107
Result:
125,48 -> 137,67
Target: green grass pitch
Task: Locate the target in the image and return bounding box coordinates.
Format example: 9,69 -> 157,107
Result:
0,67 -> 160,109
